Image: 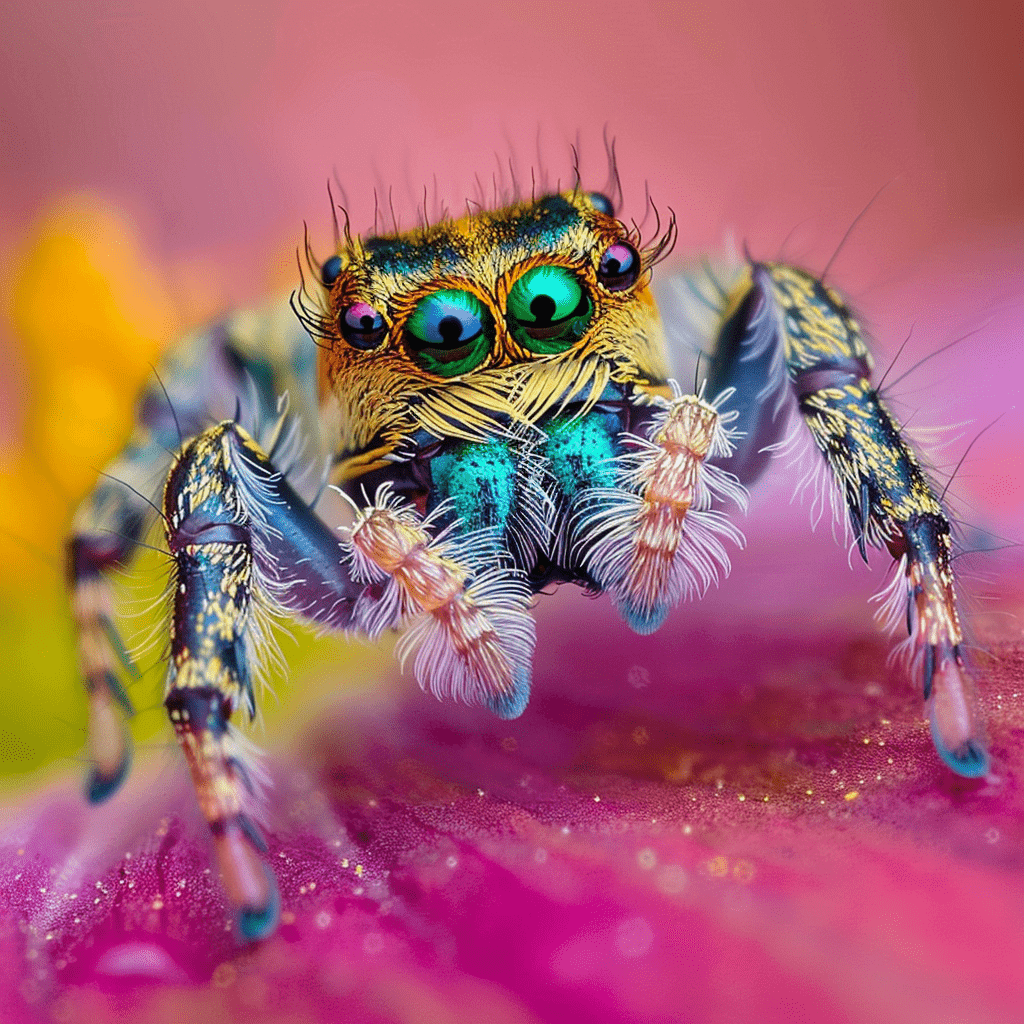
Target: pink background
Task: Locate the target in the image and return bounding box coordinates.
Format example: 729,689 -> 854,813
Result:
2,0 -> 1023,254
2,5 -> 1024,1022
1,0 -> 1023,528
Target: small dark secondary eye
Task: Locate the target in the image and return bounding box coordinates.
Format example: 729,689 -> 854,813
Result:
406,289 -> 492,377
321,255 -> 343,286
340,303 -> 387,350
597,242 -> 640,292
587,192 -> 615,215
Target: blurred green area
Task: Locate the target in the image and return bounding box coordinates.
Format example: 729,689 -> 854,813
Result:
0,196 -> 387,789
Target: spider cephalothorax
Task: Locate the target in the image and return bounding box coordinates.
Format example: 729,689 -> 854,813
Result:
68,182 -> 987,941
300,191 -> 674,458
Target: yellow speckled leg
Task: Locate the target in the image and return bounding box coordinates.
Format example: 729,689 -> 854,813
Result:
705,261 -> 987,777
161,419 -> 363,938
69,303 -> 322,806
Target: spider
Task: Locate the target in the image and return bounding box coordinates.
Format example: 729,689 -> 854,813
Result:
66,183 -> 988,941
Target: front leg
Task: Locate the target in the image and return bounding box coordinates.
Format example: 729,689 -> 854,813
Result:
164,422 -> 537,935
705,261 -> 988,777
162,420 -> 364,938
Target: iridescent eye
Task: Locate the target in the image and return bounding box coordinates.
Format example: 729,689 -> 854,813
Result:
506,266 -> 593,354
406,289 -> 492,377
340,302 -> 387,350
321,255 -> 343,286
588,192 -> 615,215
597,243 -> 640,292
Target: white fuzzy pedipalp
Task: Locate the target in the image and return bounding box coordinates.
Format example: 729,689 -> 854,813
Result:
572,384 -> 747,629
335,483 -> 536,711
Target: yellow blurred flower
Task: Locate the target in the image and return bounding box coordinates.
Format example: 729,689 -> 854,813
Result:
2,195 -> 178,580
0,196 -> 179,780
0,198 -> 386,781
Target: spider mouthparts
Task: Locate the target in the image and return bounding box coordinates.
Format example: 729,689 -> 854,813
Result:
214,822 -> 280,941
926,654 -> 990,779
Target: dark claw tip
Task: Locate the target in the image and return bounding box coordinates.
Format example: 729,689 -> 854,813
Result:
931,725 -> 990,779
85,749 -> 132,805
237,866 -> 281,942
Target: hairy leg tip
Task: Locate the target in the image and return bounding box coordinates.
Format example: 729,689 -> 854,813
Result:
487,668 -> 531,720
619,598 -> 669,636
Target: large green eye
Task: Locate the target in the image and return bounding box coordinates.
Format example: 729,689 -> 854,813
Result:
506,266 -> 593,354
406,289 -> 492,377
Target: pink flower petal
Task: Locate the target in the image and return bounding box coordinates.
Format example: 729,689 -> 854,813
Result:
2,567 -> 1023,1023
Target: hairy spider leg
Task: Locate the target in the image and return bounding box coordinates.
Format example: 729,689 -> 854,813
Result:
68,306 -> 322,805
703,261 -> 987,778
164,413 -> 539,935
162,419 -> 366,939
340,480 -> 537,720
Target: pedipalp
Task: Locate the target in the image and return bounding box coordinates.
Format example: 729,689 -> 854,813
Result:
572,385 -> 747,634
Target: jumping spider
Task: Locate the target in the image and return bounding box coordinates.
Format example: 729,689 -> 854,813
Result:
68,185 -> 987,939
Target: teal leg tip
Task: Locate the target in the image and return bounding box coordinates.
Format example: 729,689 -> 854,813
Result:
487,667 -> 531,720
85,747 -> 132,804
930,718 -> 990,779
619,599 -> 669,637
237,866 -> 281,942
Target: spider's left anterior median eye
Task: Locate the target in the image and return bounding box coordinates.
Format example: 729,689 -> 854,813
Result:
406,289 -> 492,377
506,265 -> 593,354
597,243 -> 640,291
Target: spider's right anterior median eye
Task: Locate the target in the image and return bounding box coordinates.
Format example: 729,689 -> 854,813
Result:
340,303 -> 388,350
406,289 -> 492,377
506,265 -> 593,354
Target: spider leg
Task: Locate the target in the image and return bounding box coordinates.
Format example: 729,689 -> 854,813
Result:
69,464 -> 153,805
162,419 -> 363,939
166,420 -> 538,933
705,261 -> 988,778
68,305 -> 321,804
69,337 -> 242,805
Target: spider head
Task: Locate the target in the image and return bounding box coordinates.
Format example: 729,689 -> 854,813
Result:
307,190 -> 675,458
